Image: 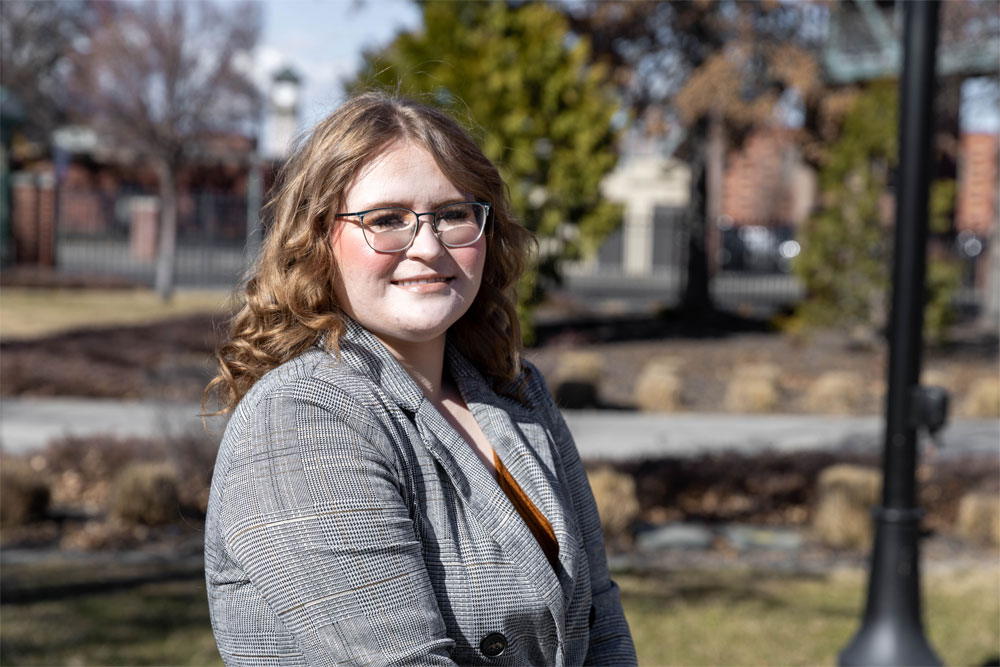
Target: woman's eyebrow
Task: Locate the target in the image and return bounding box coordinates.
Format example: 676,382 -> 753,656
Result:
357,197 -> 470,212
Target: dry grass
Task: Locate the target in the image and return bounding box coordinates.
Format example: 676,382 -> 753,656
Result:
0,288 -> 233,340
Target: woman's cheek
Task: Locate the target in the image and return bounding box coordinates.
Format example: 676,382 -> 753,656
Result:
455,238 -> 487,279
333,232 -> 397,283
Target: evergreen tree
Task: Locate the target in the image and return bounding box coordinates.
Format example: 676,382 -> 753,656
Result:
794,81 -> 960,344
347,1 -> 622,338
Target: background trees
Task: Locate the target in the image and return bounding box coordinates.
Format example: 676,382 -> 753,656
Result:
569,0 -> 829,314
794,81 -> 962,344
347,1 -> 622,336
0,1 -> 93,143
71,1 -> 261,300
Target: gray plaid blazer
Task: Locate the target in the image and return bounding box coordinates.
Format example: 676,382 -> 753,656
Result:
205,319 -> 637,666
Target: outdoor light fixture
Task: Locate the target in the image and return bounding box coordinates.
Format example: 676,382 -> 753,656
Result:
839,2 -> 945,665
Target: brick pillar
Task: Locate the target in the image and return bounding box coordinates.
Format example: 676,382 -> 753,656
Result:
11,173 -> 37,264
36,172 -> 56,267
130,195 -> 159,260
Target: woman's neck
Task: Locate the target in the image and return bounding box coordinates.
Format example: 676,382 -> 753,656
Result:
377,333 -> 449,403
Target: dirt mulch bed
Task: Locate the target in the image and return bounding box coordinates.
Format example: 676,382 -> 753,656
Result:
0,314 -> 225,401
3,312 -> 996,416
2,430 -> 996,554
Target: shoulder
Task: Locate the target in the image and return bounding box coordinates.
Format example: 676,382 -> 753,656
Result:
217,346 -> 404,475
234,346 -> 384,426
503,358 -> 561,427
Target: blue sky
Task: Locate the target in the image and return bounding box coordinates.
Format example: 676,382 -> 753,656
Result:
254,0 -> 420,129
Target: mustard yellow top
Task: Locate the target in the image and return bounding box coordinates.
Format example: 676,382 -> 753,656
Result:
493,450 -> 560,573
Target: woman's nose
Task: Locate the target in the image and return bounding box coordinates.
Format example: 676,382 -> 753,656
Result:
405,216 -> 446,259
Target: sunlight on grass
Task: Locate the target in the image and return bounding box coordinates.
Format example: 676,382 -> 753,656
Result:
1,576 -> 222,666
1,562 -> 995,665
0,288 -> 235,340
620,565 -> 1000,666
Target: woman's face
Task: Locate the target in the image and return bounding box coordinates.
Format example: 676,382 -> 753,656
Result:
331,140 -> 486,350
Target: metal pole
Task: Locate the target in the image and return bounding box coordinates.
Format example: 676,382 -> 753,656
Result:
839,2 -> 943,665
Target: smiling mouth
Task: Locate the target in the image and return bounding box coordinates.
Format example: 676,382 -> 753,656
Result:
392,277 -> 454,287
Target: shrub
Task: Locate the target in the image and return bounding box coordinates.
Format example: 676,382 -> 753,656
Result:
553,350 -> 604,409
0,457 -> 50,526
633,357 -> 684,412
812,464 -> 881,550
723,363 -> 781,413
955,491 -> 1000,546
586,466 -> 640,550
111,461 -> 180,526
793,81 -> 959,343
801,370 -> 865,415
960,376 -> 1000,418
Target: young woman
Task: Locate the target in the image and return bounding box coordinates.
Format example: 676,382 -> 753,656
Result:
204,92 -> 636,666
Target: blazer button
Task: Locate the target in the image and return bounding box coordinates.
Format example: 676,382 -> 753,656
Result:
480,632 -> 507,657
589,604 -> 597,628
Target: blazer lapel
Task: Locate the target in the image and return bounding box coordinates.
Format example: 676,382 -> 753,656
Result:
447,350 -> 579,610
333,321 -> 570,635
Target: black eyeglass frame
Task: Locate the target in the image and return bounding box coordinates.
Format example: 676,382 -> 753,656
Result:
334,201 -> 491,253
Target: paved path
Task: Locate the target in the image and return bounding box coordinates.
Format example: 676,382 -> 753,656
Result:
1,397 -> 996,460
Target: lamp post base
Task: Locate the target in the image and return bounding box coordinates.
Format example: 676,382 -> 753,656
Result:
838,508 -> 941,667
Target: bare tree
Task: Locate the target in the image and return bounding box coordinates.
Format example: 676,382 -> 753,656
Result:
73,0 -> 261,300
0,0 -> 94,141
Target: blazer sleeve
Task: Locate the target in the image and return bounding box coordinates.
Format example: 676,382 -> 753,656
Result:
218,379 -> 459,666
527,365 -> 639,666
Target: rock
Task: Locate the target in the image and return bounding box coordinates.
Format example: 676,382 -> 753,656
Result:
721,525 -> 804,552
636,522 -> 715,551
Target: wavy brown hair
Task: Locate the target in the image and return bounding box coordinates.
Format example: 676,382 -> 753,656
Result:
205,92 -> 535,413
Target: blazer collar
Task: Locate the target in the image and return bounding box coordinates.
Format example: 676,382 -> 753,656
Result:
333,317 -> 426,413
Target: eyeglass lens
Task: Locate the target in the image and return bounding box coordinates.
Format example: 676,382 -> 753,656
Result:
363,203 -> 486,252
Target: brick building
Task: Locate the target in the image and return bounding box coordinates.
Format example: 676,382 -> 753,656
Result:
956,132 -> 998,236
722,127 -> 817,225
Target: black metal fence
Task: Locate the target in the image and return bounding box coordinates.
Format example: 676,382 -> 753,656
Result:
55,188 -> 249,287
28,184 -> 996,322
564,208 -> 804,316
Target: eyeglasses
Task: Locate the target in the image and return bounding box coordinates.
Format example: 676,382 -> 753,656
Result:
334,201 -> 490,253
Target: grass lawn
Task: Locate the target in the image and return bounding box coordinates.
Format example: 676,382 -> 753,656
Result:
620,565 -> 1000,666
0,288 -> 234,340
0,561 -> 221,666
1,560 -> 996,666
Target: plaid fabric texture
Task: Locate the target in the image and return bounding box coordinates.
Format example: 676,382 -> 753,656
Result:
205,319 -> 637,666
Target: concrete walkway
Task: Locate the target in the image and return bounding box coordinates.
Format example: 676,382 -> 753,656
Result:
1,397 -> 997,460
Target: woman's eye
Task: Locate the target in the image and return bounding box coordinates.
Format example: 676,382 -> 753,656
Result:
438,205 -> 473,223
366,211 -> 410,230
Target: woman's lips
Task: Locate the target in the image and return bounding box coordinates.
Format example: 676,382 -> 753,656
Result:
391,276 -> 454,292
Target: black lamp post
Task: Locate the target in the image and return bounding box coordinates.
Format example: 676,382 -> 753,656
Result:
839,2 -> 945,665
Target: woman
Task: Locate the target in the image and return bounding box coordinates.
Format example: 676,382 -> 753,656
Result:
204,92 -> 636,666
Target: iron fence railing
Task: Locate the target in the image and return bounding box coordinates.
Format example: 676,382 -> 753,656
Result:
55,188 -> 248,287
